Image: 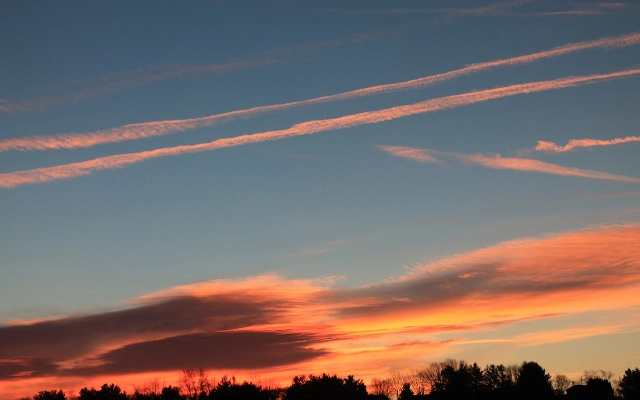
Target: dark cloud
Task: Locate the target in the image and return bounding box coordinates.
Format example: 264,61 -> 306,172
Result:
0,358 -> 58,380
0,330 -> 327,379
333,264 -> 502,318
69,331 -> 327,376
0,294 -> 324,379
0,295 -> 279,364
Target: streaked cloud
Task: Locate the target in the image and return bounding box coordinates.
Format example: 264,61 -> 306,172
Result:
536,136 -> 640,152
0,58 -> 286,114
0,31 -> 381,114
313,0 -> 538,16
2,31 -> 639,152
283,238 -> 355,260
379,145 -> 640,182
317,1 -> 640,17
377,146 -> 441,164
2,68 -> 640,188
507,324 -> 635,346
1,224 -> 639,387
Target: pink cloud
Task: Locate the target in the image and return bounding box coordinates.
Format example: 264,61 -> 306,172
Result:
536,136 -> 640,152
377,146 -> 442,164
2,31 -> 639,152
0,31 -> 382,115
379,145 -> 640,182
2,68 -> 640,188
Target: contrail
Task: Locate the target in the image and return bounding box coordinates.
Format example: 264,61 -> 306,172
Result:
1,68 -> 639,188
0,30 -> 381,114
379,146 -> 640,183
536,136 -> 640,152
2,32 -> 639,152
313,0 -> 539,16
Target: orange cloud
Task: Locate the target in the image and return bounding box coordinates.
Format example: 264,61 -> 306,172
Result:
378,146 -> 442,164
378,145 -> 640,182
2,224 -> 639,400
2,68 -> 640,188
536,136 -> 640,152
2,32 -> 639,152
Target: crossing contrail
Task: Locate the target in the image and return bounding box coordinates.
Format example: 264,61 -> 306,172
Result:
2,32 -> 639,153
1,68 -> 639,188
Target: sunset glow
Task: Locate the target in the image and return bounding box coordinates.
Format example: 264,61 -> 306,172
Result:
1,1 -> 639,399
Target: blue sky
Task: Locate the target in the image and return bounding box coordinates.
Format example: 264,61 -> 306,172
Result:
1,0 -> 640,397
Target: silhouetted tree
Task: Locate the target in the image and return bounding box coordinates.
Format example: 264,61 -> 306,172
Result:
515,362 -> 553,400
208,375 -> 271,400
180,368 -> 212,400
389,371 -> 411,400
78,384 -> 127,400
369,378 -> 392,398
479,364 -> 516,400
484,364 -> 516,388
585,377 -> 614,400
553,374 -> 572,396
584,371 -> 615,381
132,392 -> 160,400
398,383 -> 414,400
429,361 -> 484,400
284,374 -> 368,400
133,379 -> 164,400
619,368 -> 640,400
78,387 -> 97,400
34,390 -> 67,400
160,386 -> 183,400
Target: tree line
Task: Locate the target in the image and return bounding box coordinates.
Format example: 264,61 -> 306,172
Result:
22,362 -> 640,400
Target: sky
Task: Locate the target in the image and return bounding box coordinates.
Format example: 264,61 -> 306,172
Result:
1,0 -> 640,397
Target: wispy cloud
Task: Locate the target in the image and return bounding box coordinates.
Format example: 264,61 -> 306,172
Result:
312,0 -> 538,16
1,224 -> 639,391
0,31 -> 381,114
283,238 -> 355,260
531,2 -> 640,17
2,68 -> 639,188
2,31 -> 639,152
376,146 -> 441,164
316,0 -> 640,17
507,324 -> 634,346
379,145 -> 640,183
0,58 -> 286,114
536,136 -> 640,152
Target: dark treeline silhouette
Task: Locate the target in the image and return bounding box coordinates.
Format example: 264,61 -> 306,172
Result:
22,363 -> 640,400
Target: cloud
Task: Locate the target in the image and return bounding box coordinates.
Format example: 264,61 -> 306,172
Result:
2,31 -> 639,152
377,146 -> 441,164
313,0 -> 538,16
68,331 -> 328,377
2,68 -> 640,188
0,59 -> 287,114
378,145 -> 640,182
508,324 -> 634,346
316,0 -> 640,17
1,224 -> 639,389
0,30 -> 383,114
283,238 -> 355,260
0,296 -> 279,369
334,225 -> 640,330
536,136 -> 640,152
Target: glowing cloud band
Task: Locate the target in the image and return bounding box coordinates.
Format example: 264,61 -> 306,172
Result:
379,145 -> 640,182
536,136 -> 640,152
1,32 -> 639,152
1,68 -> 639,188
